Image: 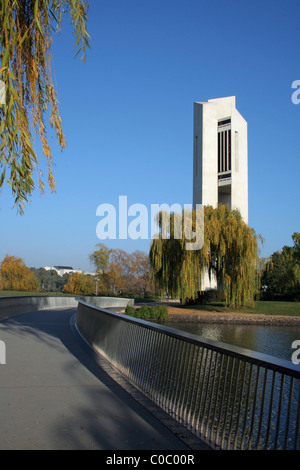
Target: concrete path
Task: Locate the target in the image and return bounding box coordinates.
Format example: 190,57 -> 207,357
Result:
0,308 -> 210,450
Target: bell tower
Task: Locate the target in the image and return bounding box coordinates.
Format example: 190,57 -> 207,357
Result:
193,96 -> 248,224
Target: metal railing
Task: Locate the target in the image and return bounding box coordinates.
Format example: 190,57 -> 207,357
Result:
76,300 -> 300,450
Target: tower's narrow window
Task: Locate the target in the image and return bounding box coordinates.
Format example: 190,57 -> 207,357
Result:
228,129 -> 231,171
218,119 -> 231,177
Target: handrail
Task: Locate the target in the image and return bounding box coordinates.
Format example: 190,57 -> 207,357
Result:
76,299 -> 300,450
0,295 -> 78,321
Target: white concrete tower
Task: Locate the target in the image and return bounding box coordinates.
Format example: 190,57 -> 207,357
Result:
193,96 -> 248,223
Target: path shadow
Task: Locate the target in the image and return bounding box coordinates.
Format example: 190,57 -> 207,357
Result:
0,308 -> 206,450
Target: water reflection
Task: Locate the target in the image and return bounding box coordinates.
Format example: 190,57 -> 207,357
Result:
153,322 -> 300,449
164,321 -> 300,361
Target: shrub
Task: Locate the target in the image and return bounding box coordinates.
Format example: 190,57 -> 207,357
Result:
152,305 -> 168,320
125,304 -> 168,321
125,305 -> 137,317
137,305 -> 151,319
185,289 -> 226,305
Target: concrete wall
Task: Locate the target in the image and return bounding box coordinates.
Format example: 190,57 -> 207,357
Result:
193,96 -> 249,290
231,108 -> 248,223
0,296 -> 78,322
0,296 -> 134,322
79,296 -> 134,309
193,102 -> 203,207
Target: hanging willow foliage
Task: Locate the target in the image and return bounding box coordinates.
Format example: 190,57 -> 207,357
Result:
149,205 -> 262,309
0,0 -> 90,213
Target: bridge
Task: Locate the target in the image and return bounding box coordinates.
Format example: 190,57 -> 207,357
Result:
0,296 -> 208,450
0,296 -> 299,450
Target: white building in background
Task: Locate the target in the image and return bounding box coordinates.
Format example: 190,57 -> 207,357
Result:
193,96 -> 249,290
44,265 -> 75,276
43,266 -> 95,277
193,96 -> 248,223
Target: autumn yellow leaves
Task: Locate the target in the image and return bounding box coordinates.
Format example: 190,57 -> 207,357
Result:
0,1 -> 90,213
150,205 -> 262,308
0,254 -> 39,291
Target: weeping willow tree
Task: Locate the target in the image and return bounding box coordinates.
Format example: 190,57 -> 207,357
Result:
150,205 -> 262,309
0,0 -> 90,213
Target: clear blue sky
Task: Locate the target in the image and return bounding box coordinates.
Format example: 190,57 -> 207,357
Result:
0,0 -> 299,272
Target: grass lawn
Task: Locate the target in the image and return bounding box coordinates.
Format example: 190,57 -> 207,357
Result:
250,301 -> 300,316
181,301 -> 300,317
0,290 -> 71,297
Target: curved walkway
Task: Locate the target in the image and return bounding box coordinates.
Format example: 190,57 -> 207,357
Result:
0,307 -> 209,450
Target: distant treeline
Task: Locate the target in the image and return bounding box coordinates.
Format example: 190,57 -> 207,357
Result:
30,267 -> 70,293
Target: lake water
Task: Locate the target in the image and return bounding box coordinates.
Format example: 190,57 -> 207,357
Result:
163,320 -> 300,362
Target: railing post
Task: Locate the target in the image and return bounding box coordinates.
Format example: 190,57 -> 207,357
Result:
76,299 -> 300,451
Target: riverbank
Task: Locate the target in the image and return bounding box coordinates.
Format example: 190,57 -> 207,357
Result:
155,301 -> 300,326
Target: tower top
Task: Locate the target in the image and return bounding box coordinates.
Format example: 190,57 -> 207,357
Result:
193,96 -> 248,224
195,96 -> 236,106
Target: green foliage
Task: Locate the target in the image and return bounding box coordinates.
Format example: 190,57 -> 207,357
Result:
152,305 -> 168,320
186,289 -> 226,305
125,304 -> 168,321
261,232 -> 300,301
30,267 -> 69,292
89,243 -> 110,278
0,0 -> 90,213
135,305 -> 151,319
150,205 -> 261,309
124,305 -> 137,317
